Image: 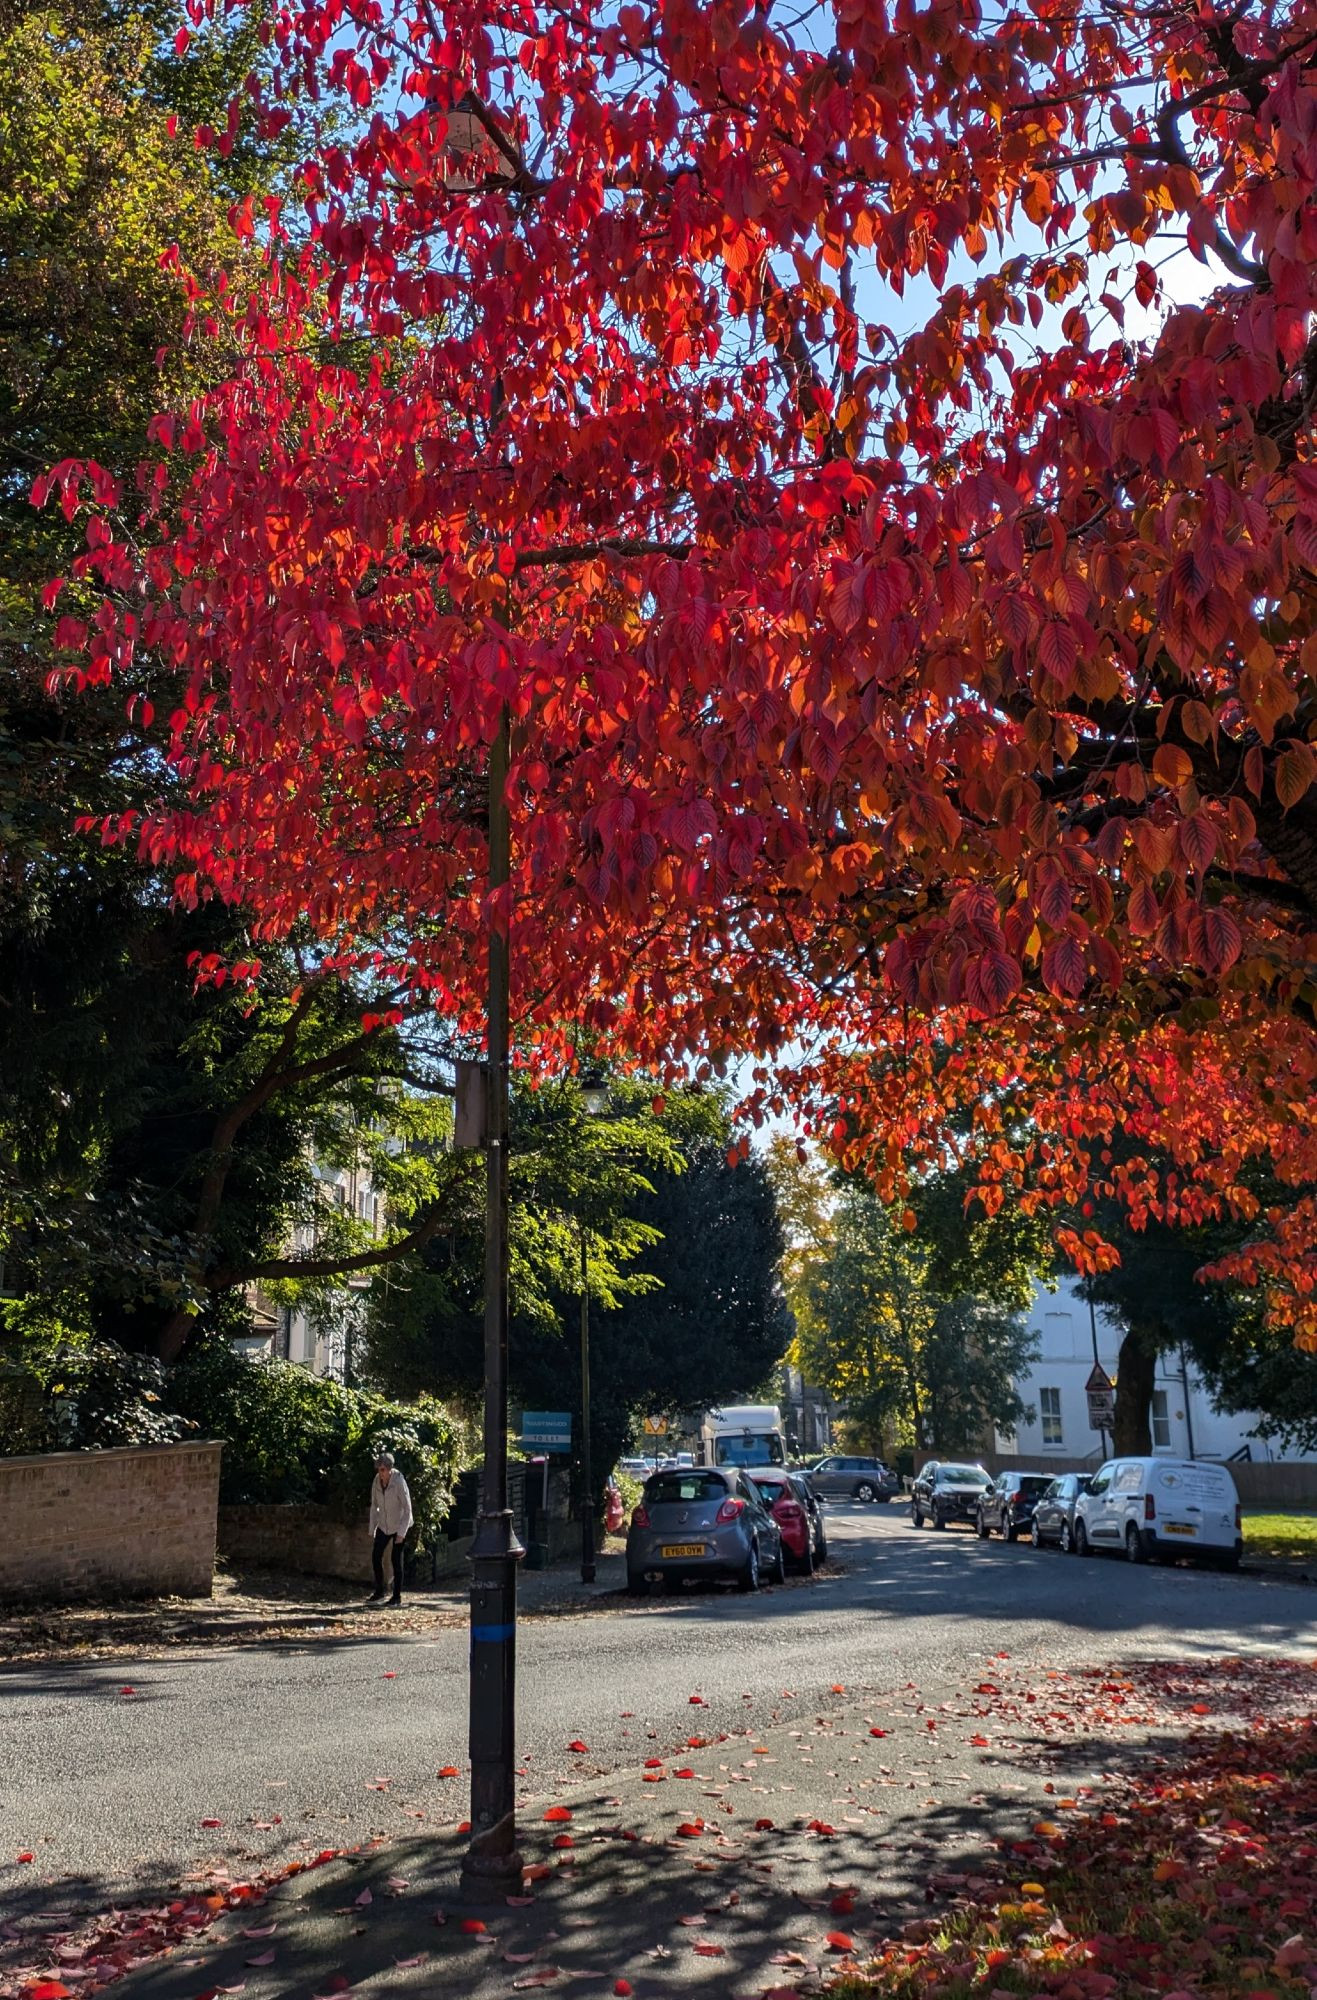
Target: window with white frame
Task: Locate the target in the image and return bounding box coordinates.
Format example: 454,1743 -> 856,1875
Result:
1040,1386 -> 1063,1446
1152,1390 -> 1172,1449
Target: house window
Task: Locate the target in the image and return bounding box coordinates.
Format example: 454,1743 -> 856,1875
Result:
1040,1387 -> 1063,1446
1152,1390 -> 1172,1450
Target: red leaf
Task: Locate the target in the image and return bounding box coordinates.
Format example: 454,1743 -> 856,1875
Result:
543,1806 -> 572,1822
826,1931 -> 856,1952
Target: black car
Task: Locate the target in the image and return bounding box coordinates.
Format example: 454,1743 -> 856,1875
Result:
910,1461 -> 992,1529
976,1470 -> 1055,1542
1029,1472 -> 1093,1552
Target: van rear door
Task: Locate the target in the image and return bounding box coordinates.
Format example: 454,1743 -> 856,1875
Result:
1152,1462 -> 1238,1550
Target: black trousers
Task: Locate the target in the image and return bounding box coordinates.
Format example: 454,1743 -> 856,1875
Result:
372,1528 -> 403,1599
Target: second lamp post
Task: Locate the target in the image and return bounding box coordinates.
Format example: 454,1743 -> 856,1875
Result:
577,1082 -> 611,1584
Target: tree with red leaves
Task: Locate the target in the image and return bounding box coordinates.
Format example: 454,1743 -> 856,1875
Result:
42,0 -> 1317,1339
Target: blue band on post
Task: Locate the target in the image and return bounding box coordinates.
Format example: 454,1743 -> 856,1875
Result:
471,1622 -> 516,1643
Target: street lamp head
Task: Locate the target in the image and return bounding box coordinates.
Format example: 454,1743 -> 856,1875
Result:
580,1083 -> 611,1118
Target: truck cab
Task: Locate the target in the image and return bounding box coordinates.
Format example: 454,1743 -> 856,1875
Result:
699,1404 -> 787,1470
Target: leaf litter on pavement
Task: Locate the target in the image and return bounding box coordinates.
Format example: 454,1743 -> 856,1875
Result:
5,1657 -> 1317,1999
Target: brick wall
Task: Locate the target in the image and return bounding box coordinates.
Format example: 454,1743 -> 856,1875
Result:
218,1504 -> 476,1581
0,1441 -> 221,1605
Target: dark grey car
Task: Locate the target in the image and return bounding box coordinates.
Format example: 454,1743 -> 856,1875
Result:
806,1454 -> 900,1503
1029,1472 -> 1093,1552
910,1461 -> 992,1528
626,1467 -> 785,1595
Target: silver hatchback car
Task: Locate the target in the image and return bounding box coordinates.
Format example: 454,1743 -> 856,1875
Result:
626,1467 -> 785,1596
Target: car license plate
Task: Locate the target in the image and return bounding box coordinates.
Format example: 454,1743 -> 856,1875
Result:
661,1543 -> 705,1558
1165,1523 -> 1196,1536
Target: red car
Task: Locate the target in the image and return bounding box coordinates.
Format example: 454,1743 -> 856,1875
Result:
750,1470 -> 826,1574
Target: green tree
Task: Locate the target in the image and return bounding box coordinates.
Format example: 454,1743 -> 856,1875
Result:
365,1086 -> 792,1501
795,1175 -> 1044,1453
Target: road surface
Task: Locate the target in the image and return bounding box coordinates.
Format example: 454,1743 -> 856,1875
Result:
4,1502 -> 1315,1899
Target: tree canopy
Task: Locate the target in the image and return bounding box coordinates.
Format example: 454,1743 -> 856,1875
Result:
43,0 -> 1317,1340
366,1085 -> 790,1492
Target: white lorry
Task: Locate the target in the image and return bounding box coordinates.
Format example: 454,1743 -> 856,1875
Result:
698,1404 -> 788,1470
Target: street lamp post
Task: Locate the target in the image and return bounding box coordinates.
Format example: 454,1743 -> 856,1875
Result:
579,1221 -> 595,1584
577,1082 -> 610,1587
461,705 -> 525,1900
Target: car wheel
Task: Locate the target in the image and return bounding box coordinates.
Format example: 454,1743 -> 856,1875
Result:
932,1509 -> 946,1530
1060,1521 -> 1073,1554
769,1538 -> 787,1585
911,1505 -> 923,1528
626,1571 -> 648,1598
1029,1520 -> 1044,1549
1005,1520 -> 1019,1544
796,1539 -> 815,1577
855,1481 -> 877,1503
1125,1524 -> 1145,1565
815,1537 -> 828,1564
737,1541 -> 761,1593
1218,1549 -> 1241,1572
976,1509 -> 990,1539
662,1571 -> 683,1594
1074,1520 -> 1091,1558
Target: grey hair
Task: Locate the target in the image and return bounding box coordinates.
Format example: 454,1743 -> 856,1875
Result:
375,1451 -> 395,1469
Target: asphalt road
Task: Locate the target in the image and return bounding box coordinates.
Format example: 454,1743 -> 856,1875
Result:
5,1503 -> 1317,1900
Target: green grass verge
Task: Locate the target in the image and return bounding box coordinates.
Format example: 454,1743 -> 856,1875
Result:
1243,1511 -> 1317,1564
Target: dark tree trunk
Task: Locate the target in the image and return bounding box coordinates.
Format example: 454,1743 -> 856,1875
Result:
1112,1330 -> 1157,1454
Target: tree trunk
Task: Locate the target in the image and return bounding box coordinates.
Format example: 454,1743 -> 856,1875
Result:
1112,1330 -> 1157,1455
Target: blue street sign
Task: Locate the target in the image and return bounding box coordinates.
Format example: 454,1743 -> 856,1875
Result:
520,1410 -> 573,1450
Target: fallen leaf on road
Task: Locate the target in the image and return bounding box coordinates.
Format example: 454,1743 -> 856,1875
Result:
459,1918 -> 487,1935
246,1950 -> 276,1965
825,1931 -> 855,1952
199,1819 -> 223,1829
437,1766 -> 460,1778
511,1970 -> 562,1989
568,1740 -> 589,1753
355,1888 -> 372,1906
692,1942 -> 725,1956
544,1806 -> 572,1823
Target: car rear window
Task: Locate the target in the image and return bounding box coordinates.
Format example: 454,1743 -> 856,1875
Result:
751,1476 -> 791,1501
645,1473 -> 728,1505
1018,1475 -> 1053,1493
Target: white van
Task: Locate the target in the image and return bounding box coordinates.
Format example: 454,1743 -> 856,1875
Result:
1073,1457 -> 1242,1568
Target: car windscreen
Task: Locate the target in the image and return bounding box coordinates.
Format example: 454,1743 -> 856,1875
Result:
714,1433 -> 786,1466
645,1473 -> 728,1505
938,1465 -> 991,1485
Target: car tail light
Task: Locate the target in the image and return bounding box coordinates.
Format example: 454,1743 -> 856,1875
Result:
715,1497 -> 746,1523
1144,1494 -> 1156,1522
632,1504 -> 650,1529
1010,1489 -> 1022,1506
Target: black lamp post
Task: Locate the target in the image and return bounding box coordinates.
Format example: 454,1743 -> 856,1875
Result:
460,706 -> 525,1899
577,1083 -> 611,1585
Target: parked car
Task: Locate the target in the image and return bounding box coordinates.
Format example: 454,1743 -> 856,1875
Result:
1029,1472 -> 1093,1551
805,1454 -> 900,1503
1072,1456 -> 1242,1567
910,1461 -> 992,1528
626,1466 -> 785,1595
750,1469 -> 828,1573
976,1470 -> 1055,1542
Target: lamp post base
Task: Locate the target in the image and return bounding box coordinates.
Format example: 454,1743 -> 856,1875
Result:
462,1511 -> 524,1898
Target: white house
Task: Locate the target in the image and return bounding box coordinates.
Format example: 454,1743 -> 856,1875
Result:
238,1153 -> 384,1382
999,1275 -> 1317,1465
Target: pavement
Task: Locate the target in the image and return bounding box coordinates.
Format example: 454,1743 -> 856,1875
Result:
4,1505 -> 1317,1997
